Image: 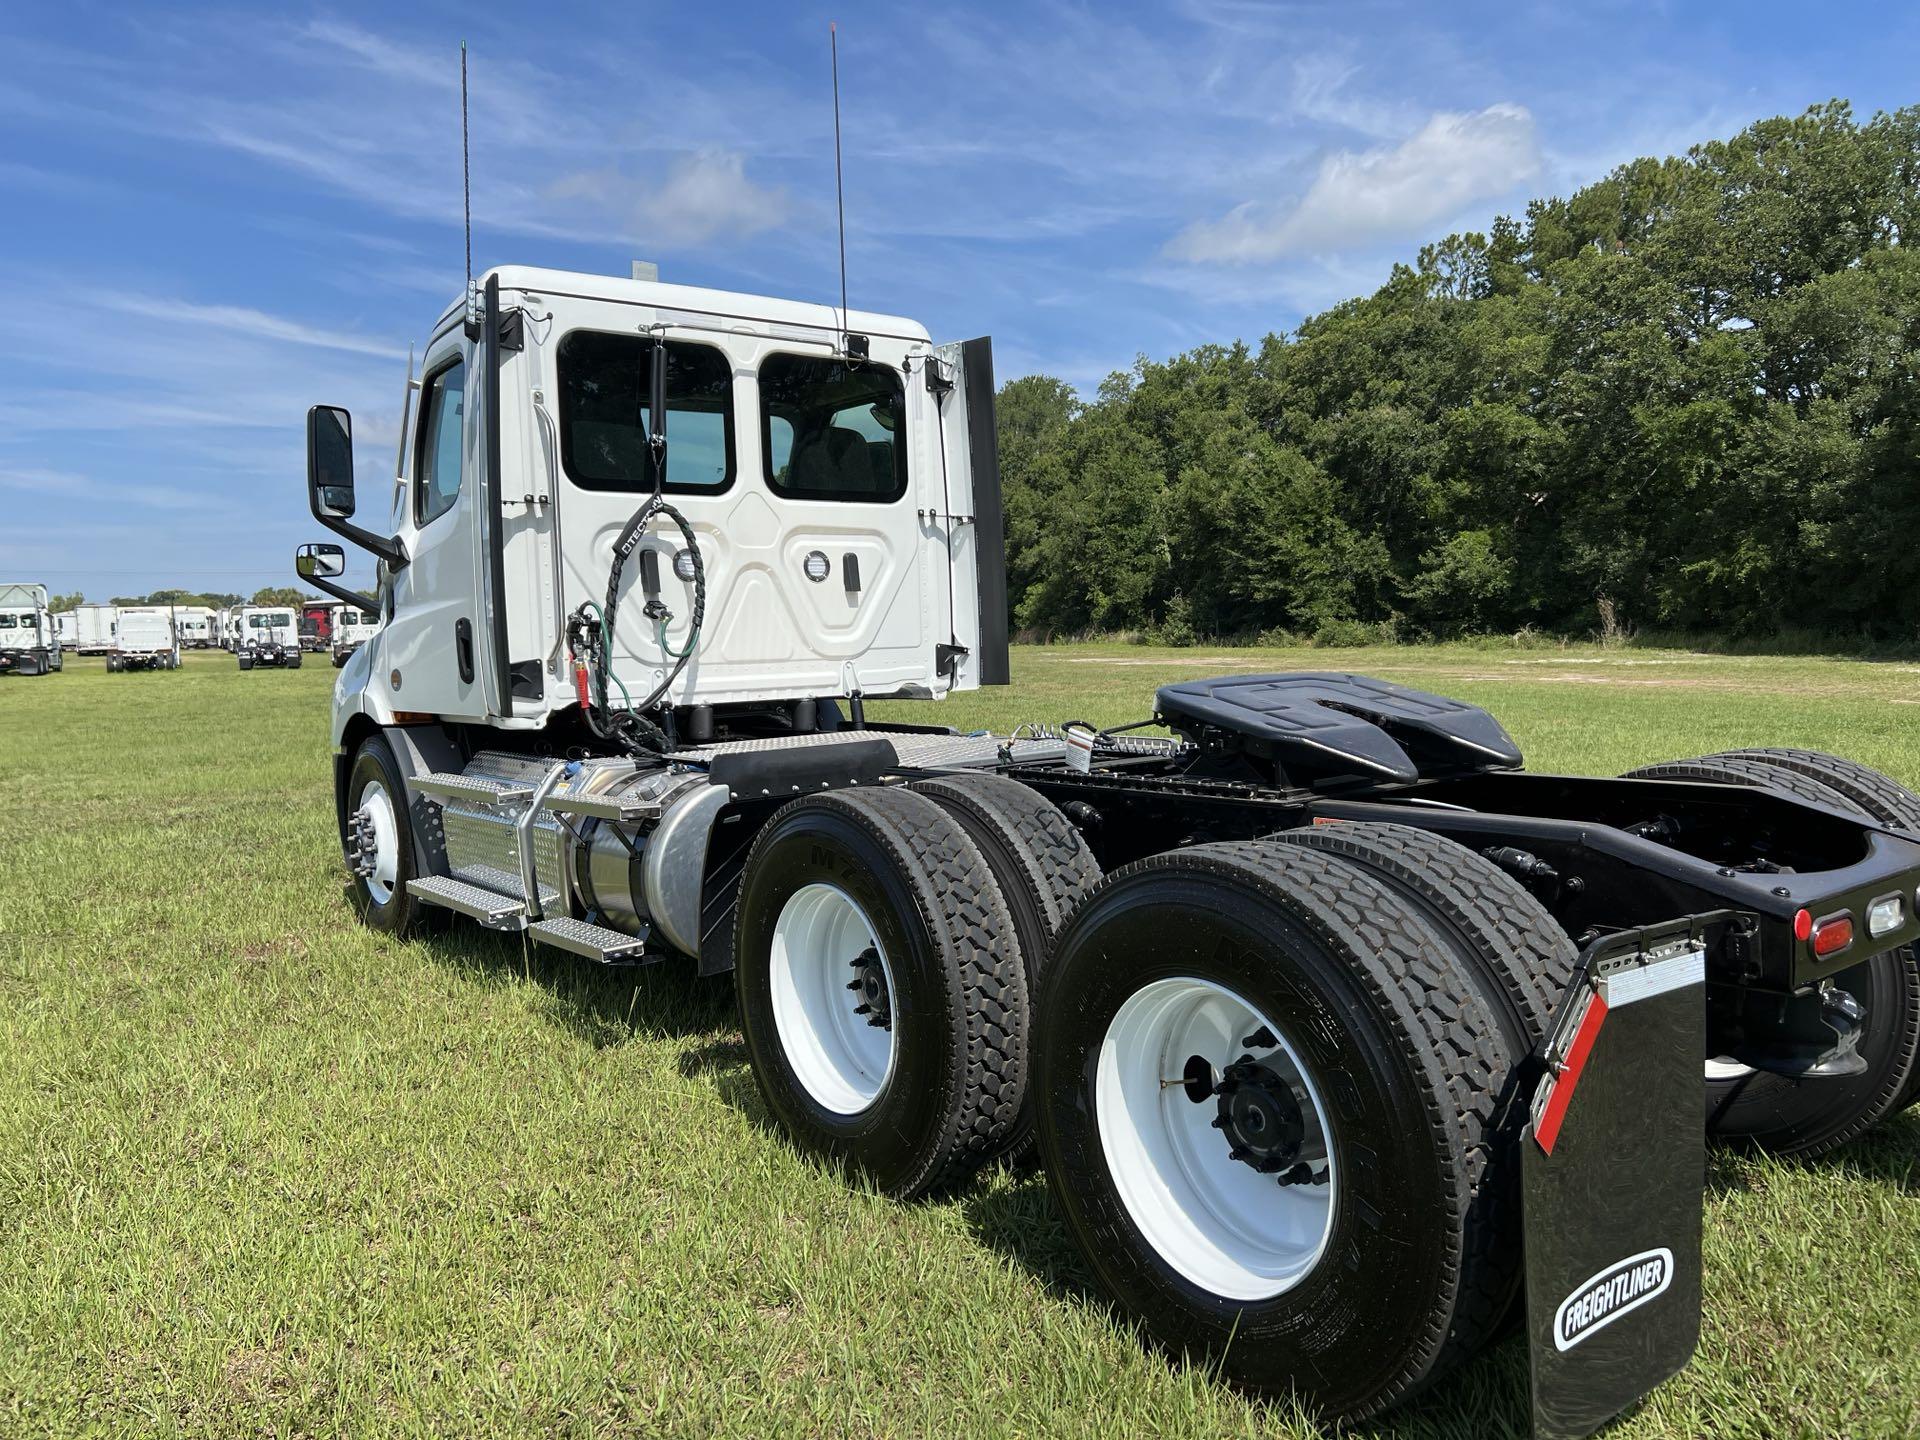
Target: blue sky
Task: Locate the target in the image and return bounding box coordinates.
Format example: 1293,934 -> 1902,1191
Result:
2,1 -> 1916,602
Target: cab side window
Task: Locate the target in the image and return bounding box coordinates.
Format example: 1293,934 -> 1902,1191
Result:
416,359 -> 467,526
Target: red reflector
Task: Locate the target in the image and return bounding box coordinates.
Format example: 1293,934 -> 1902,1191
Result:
1812,914 -> 1854,957
1793,908 -> 1812,941
1533,991 -> 1609,1156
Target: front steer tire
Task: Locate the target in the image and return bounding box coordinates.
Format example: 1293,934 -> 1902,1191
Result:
1625,750 -> 1920,1150
732,787 -> 1026,1200
345,735 -> 442,938
1033,841 -> 1519,1420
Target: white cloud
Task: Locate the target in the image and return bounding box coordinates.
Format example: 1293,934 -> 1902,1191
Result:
550,150 -> 789,251
1169,103 -> 1541,263
86,292 -> 406,360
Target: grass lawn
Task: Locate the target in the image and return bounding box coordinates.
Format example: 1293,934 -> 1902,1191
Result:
2,642 -> 1917,1438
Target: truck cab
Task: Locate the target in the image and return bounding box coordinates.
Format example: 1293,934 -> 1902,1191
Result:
331,605 -> 379,668
108,607 -> 181,672
0,583 -> 61,676
305,265 -> 1006,746
237,607 -> 301,670
174,607 -> 217,648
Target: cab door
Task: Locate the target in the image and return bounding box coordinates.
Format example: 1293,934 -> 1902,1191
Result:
381,333 -> 489,721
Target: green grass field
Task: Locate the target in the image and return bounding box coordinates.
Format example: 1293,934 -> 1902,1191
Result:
2,643 -> 1917,1438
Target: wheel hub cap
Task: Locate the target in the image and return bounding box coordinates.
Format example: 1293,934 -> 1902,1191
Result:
1211,1057 -> 1307,1175
846,946 -> 893,1030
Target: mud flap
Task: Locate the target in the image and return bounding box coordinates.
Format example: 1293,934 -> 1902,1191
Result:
1523,914 -> 1730,1440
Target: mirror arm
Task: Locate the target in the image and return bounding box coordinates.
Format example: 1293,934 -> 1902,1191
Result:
312,510 -> 408,570
304,573 -> 379,616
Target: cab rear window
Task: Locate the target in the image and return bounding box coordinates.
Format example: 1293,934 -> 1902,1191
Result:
760,354 -> 906,502
557,332 -> 735,494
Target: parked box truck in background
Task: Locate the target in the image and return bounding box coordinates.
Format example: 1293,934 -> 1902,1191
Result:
54,611 -> 77,649
72,604 -> 117,655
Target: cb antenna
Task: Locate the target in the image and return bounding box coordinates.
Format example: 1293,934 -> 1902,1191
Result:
830,23 -> 852,353
461,41 -> 478,337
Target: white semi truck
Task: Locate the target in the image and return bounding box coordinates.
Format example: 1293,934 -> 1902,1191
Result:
300,264 -> 1920,1437
107,606 -> 181,671
330,603 -> 379,668
236,606 -> 300,669
72,603 -> 117,655
0,582 -> 63,676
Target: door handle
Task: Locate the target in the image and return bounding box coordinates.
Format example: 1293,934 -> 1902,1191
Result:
455,618 -> 475,683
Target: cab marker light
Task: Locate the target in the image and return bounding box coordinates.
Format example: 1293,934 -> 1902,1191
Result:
1812,912 -> 1854,958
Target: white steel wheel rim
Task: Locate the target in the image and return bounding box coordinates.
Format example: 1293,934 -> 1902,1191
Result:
1096,977 -> 1336,1302
356,778 -> 400,906
1704,1056 -> 1755,1081
770,883 -> 896,1115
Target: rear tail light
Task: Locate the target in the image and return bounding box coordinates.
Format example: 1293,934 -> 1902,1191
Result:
1811,913 -> 1854,958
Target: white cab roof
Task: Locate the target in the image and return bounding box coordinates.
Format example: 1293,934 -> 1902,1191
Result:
437,266 -> 932,346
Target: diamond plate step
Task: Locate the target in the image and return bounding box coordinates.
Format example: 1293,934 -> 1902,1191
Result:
452,862 -> 561,911
528,915 -> 650,963
406,875 -> 528,929
541,790 -> 664,823
414,772 -> 534,806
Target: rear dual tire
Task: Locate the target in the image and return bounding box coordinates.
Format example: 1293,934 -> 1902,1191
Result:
1034,839 -> 1531,1419
733,787 -> 1028,1199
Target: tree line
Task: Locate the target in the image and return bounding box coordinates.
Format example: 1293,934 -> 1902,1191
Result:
999,102 -> 1920,646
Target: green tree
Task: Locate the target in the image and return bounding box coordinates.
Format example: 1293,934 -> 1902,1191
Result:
999,99 -> 1920,645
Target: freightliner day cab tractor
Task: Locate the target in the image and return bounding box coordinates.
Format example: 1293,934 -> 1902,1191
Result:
236,606 -> 301,670
0,583 -> 63,675
106,606 -> 182,672
301,266 -> 1920,1439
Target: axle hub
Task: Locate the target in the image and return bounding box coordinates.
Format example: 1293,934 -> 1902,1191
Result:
845,946 -> 892,1030
1210,1056 -> 1306,1175
345,806 -> 380,879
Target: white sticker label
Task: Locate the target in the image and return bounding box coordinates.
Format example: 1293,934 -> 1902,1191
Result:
1553,1247 -> 1674,1352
